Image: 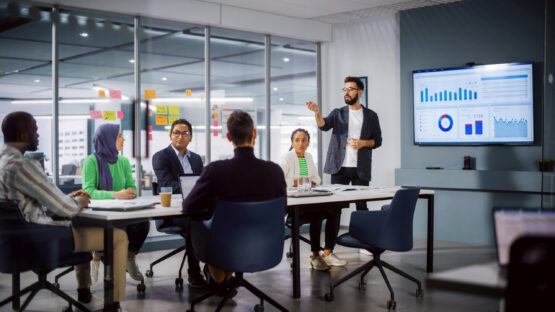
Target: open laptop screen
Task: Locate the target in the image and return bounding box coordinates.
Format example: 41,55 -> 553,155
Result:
493,209 -> 555,265
179,174 -> 200,200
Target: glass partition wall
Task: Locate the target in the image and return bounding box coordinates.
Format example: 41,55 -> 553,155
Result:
0,0 -> 320,196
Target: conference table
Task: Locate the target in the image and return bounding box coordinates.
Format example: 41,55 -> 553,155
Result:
76,187 -> 435,309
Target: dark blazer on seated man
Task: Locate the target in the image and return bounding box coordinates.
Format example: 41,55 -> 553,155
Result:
152,144 -> 203,193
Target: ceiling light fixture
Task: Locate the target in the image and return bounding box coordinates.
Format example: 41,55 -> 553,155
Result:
34,79 -> 40,83
79,32 -> 89,38
128,59 -> 135,63
283,57 -> 290,62
279,98 -> 284,101
11,99 -> 111,105
161,77 -> 167,81
273,87 -> 278,91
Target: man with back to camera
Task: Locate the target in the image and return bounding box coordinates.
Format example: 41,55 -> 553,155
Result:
0,111 -> 129,309
152,118 -> 206,288
182,110 -> 287,290
306,76 -> 382,210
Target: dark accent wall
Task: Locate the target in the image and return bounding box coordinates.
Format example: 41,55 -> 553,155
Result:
398,0 -> 550,244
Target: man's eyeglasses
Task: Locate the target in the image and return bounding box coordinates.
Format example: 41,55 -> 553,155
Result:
342,87 -> 359,92
171,131 -> 191,137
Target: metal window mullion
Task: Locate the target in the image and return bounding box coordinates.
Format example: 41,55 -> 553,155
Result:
205,26 -> 211,163
134,16 -> 141,196
317,42 -> 323,177
52,6 -> 59,185
265,35 -> 271,160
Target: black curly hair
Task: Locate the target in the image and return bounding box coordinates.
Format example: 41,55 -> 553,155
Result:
289,128 -> 310,151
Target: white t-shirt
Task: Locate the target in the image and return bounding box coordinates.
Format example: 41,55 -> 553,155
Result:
342,108 -> 363,167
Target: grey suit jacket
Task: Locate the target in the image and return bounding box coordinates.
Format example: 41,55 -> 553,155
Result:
320,105 -> 382,181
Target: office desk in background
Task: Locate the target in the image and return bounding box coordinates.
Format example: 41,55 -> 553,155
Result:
287,187 -> 434,299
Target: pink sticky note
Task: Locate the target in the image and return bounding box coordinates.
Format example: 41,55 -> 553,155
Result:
148,134 -> 153,140
109,89 -> 122,99
213,130 -> 218,136
89,110 -> 103,119
148,125 -> 152,132
117,111 -> 124,119
213,120 -> 218,127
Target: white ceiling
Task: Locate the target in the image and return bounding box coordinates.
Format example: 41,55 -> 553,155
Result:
201,0 -> 459,22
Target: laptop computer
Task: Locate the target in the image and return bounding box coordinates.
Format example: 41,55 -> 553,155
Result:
492,208 -> 555,275
179,174 -> 200,200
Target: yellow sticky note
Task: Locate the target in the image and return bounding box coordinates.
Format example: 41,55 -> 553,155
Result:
156,105 -> 167,115
185,89 -> 192,96
155,115 -> 168,125
168,106 -> 180,115
169,116 -> 180,125
103,111 -> 116,121
145,89 -> 157,99
98,90 -> 106,98
213,112 -> 220,119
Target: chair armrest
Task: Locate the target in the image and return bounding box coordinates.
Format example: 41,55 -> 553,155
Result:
349,210 -> 390,242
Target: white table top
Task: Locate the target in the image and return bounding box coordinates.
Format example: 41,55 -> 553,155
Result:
77,187 -> 433,221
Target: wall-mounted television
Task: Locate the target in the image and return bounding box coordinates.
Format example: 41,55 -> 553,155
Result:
413,62 -> 534,145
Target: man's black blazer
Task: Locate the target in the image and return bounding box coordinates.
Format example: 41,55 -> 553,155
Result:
152,144 -> 203,194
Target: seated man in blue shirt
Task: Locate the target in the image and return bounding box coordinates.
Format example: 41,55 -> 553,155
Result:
152,118 -> 205,288
183,111 -> 286,288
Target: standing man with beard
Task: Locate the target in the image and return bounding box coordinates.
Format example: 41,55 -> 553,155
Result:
306,76 -> 382,210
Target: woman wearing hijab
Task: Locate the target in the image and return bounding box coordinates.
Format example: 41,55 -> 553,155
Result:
82,123 -> 150,285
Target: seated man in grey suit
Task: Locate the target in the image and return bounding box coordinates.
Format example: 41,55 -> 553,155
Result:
152,118 -> 205,288
183,111 -> 287,287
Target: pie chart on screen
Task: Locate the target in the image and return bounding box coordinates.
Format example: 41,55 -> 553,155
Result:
438,114 -> 453,132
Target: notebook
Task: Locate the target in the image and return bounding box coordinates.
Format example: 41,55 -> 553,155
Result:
89,199 -> 157,212
180,174 -> 200,200
493,208 -> 555,271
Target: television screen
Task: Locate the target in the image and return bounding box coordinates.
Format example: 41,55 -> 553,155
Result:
413,62 -> 534,145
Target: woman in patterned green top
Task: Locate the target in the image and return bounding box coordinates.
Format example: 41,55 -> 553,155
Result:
279,129 -> 347,271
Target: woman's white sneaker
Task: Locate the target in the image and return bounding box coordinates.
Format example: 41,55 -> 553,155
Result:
310,255 -> 331,271
323,253 -> 348,266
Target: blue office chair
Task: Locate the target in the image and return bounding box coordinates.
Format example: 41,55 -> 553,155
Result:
324,188 -> 423,310
0,200 -> 92,312
145,182 -> 188,289
506,235 -> 555,312
187,197 -> 289,312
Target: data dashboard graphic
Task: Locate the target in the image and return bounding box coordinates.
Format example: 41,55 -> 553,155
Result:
413,62 -> 534,144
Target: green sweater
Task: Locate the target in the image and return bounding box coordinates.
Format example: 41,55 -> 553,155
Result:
82,154 -> 137,199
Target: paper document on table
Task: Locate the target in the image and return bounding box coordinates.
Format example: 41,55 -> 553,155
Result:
312,184 -> 369,192
89,199 -> 158,211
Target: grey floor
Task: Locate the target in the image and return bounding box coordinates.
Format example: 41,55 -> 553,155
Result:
0,236 -> 500,312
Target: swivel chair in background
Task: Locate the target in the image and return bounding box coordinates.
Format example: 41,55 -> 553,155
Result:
325,188 -> 423,310
188,197 -> 289,312
0,200 -> 92,312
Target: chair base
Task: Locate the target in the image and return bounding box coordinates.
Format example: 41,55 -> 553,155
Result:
325,254 -> 423,310
145,245 -> 187,289
187,272 -> 289,312
0,271 -> 91,312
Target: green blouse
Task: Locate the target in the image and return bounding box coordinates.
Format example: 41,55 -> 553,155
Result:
82,154 -> 136,199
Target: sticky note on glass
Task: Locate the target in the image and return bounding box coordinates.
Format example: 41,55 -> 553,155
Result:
89,110 -> 103,119
109,89 -> 121,99
98,90 -> 106,98
169,116 -> 179,125
168,106 -> 180,115
103,111 -> 116,121
213,130 -> 218,136
213,112 -> 220,119
145,89 -> 156,99
213,120 -> 218,127
117,111 -> 124,119
156,105 -> 167,115
185,89 -> 192,96
148,134 -> 153,141
155,115 -> 168,125
148,125 -> 152,132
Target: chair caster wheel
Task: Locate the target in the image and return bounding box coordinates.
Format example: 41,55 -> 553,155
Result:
175,277 -> 183,288
145,269 -> 153,278
137,282 -> 146,293
358,281 -> 366,290
416,288 -> 424,298
54,282 -> 60,289
254,303 -> 264,312
286,251 -> 293,258
387,300 -> 396,310
324,292 -> 334,302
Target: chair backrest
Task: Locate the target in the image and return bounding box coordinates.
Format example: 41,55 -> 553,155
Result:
61,163 -> 77,175
192,197 -> 286,273
351,188 -> 420,252
506,235 -> 555,312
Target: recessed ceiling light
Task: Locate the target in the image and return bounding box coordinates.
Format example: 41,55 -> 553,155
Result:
128,59 -> 135,63
273,87 -> 278,91
279,97 -> 284,101
79,32 -> 89,38
283,57 -> 290,62
161,77 -> 167,81
34,79 -> 40,83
